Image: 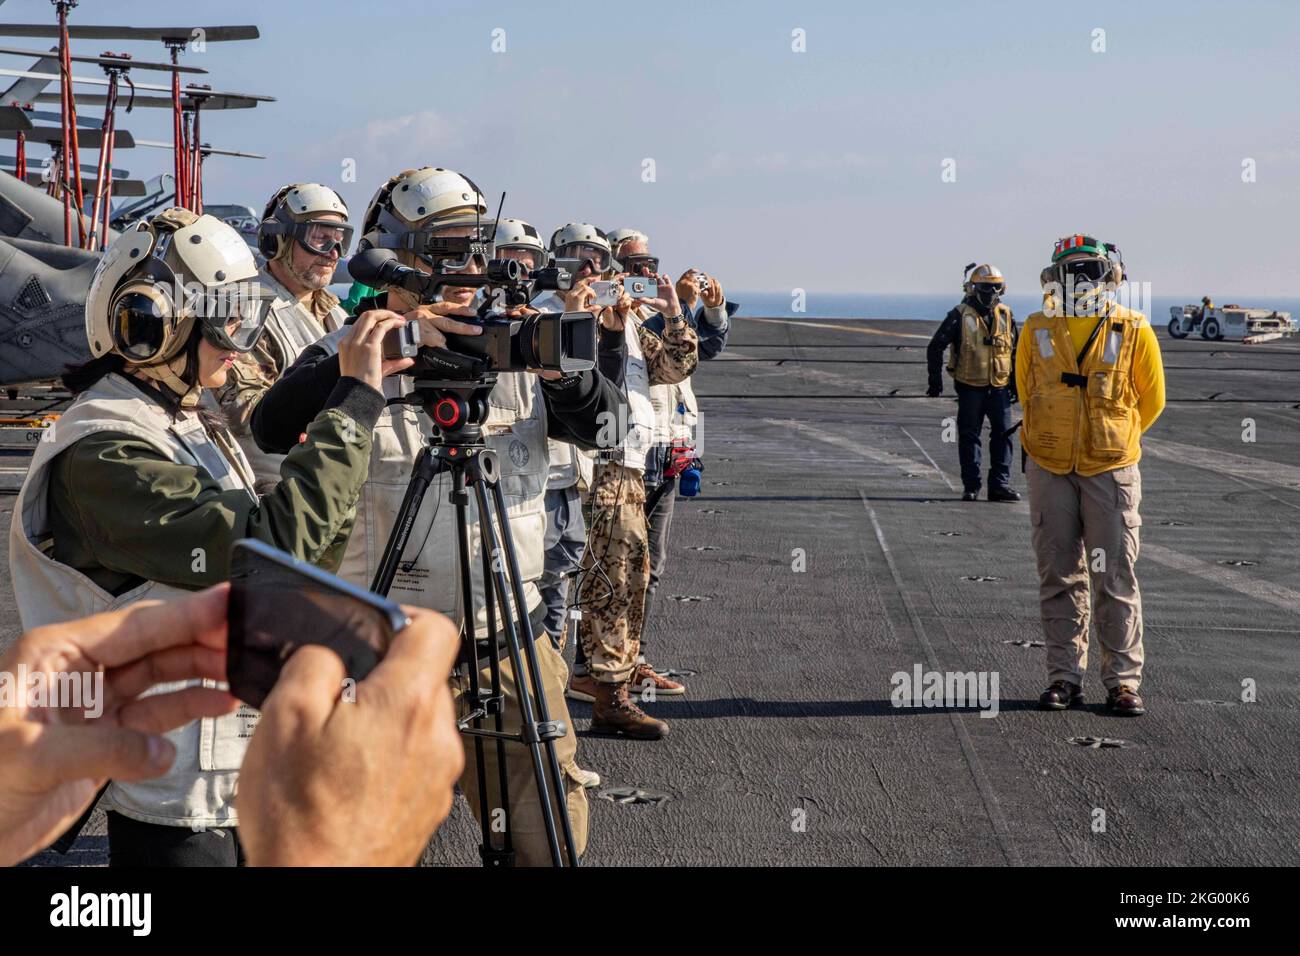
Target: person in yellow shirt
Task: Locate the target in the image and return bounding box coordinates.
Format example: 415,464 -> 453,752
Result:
1015,234 -> 1165,716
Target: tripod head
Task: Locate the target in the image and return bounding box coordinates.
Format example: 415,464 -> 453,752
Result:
403,375 -> 498,448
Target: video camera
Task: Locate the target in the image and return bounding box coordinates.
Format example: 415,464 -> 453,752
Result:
348,239 -> 596,383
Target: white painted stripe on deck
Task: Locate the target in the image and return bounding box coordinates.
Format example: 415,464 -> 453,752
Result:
1142,543 -> 1300,612
740,316 -> 932,340
1142,438 -> 1300,491
766,417 -> 950,485
858,489 -> 1023,866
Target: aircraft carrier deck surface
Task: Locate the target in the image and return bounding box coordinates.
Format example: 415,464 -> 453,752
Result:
5,316 -> 1298,867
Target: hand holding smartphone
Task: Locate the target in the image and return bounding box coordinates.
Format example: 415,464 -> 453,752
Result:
591,280 -> 621,308
226,539 -> 410,709
623,275 -> 658,299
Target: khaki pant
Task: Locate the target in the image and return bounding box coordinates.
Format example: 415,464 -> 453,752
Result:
455,634 -> 589,866
1026,458 -> 1145,690
578,463 -> 649,684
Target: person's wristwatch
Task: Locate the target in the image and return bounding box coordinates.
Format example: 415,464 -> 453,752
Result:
543,372 -> 584,391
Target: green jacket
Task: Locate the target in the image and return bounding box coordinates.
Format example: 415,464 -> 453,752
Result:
47,376 -> 385,596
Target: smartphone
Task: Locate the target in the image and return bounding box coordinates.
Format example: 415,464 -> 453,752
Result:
382,318 -> 420,360
226,539 -> 409,709
591,280 -> 621,307
624,275 -> 658,299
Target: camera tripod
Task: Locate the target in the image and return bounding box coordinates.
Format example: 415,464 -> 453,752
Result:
370,376 -> 579,868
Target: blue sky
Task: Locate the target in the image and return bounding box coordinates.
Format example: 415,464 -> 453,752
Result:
4,0 -> 1298,297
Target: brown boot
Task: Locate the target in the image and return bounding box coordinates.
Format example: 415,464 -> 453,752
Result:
566,672 -> 597,703
631,661 -> 686,696
1106,685 -> 1146,716
591,681 -> 669,740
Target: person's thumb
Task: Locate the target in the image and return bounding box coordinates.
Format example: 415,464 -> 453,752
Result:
34,724 -> 175,784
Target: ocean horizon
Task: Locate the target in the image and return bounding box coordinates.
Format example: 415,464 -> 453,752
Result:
729,291 -> 1300,324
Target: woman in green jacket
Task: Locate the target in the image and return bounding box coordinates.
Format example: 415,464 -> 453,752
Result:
9,207 -> 413,866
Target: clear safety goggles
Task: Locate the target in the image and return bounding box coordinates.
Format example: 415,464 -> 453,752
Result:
197,283 -> 275,352
556,241 -> 612,272
495,244 -> 547,273
292,219 -> 354,258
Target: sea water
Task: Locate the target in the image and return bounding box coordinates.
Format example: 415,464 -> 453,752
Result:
729,291 -> 1300,324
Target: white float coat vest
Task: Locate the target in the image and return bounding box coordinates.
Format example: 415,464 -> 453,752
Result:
615,309 -> 656,473
9,372 -> 260,827
336,358 -> 551,629
530,290 -> 596,490
650,376 -> 699,451
224,268 -> 346,486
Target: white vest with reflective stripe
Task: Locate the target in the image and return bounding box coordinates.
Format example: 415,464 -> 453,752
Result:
231,269 -> 346,485
337,370 -> 550,630
9,372 -> 260,827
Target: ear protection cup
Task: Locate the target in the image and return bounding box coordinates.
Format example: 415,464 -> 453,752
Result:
257,184 -> 294,260
961,262 -> 977,296
358,173 -> 404,250
256,220 -> 284,260
106,279 -> 178,363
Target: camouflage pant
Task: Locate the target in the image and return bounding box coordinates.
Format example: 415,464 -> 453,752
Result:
578,463 -> 649,685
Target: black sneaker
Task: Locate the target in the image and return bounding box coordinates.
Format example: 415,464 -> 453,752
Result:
1038,680 -> 1083,710
988,486 -> 1022,502
962,490 -> 980,501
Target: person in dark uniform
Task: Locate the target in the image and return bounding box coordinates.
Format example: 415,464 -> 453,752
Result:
926,263 -> 1021,502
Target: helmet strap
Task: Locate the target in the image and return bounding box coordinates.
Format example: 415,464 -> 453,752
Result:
126,321 -> 203,407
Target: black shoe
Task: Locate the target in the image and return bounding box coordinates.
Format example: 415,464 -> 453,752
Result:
988,486 -> 1021,502
1105,685 -> 1146,716
962,490 -> 980,501
1038,680 -> 1083,710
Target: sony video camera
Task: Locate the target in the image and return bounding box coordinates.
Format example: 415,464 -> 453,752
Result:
349,237 -> 596,384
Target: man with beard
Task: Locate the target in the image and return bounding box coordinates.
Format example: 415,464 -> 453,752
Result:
214,183 -> 353,488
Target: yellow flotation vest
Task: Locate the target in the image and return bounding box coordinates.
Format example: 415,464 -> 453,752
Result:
1021,302 -> 1145,476
947,302 -> 1014,387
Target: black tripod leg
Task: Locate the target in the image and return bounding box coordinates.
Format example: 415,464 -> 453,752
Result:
486,480 -> 581,867
470,480 -> 567,867
371,445 -> 440,597
453,470 -> 513,866
476,527 -> 514,861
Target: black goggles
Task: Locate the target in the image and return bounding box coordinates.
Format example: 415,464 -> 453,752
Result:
1061,258 -> 1111,284
621,254 -> 659,275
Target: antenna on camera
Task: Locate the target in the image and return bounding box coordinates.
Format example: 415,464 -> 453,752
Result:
488,191 -> 506,243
